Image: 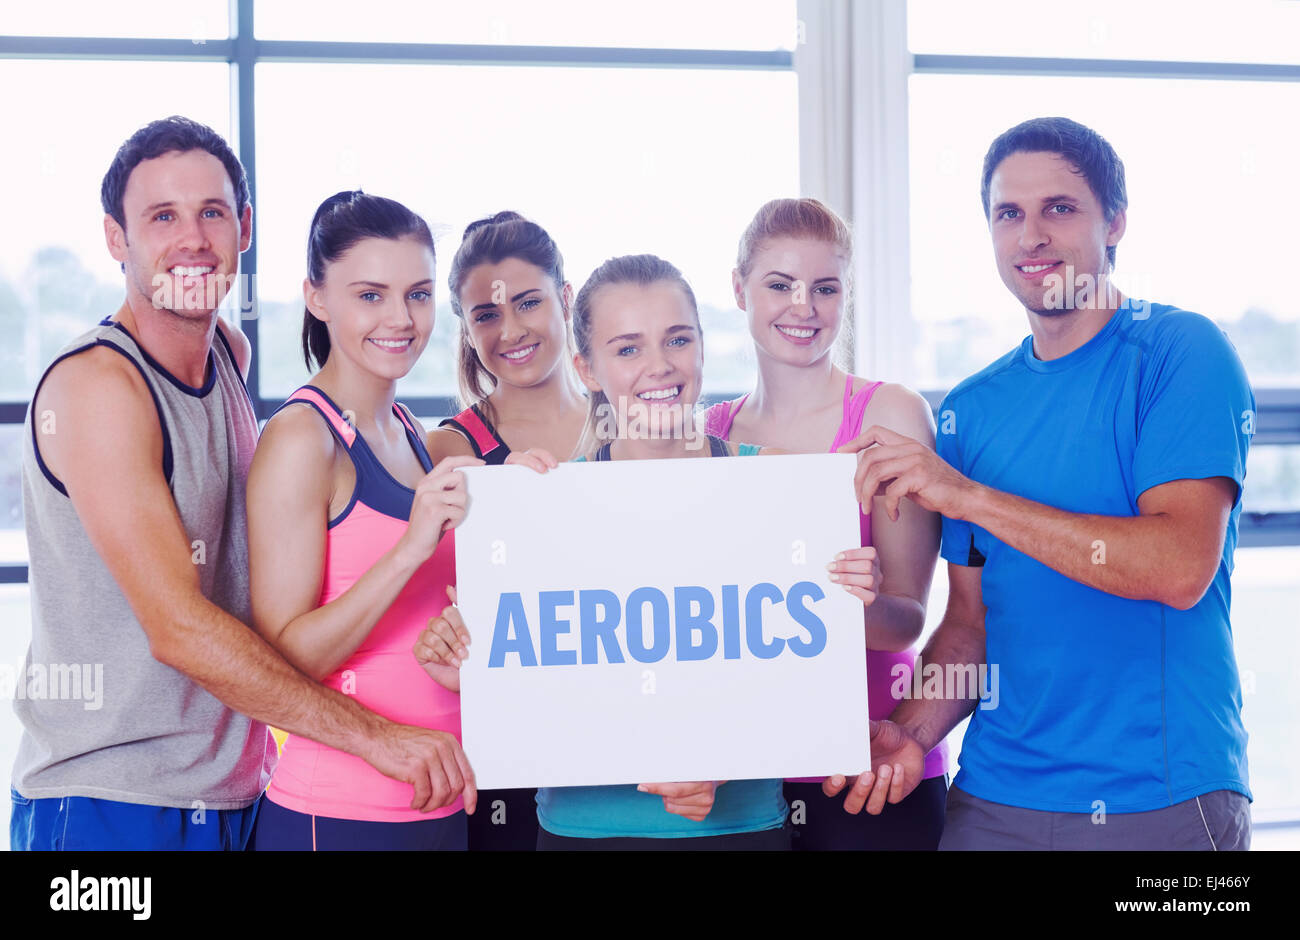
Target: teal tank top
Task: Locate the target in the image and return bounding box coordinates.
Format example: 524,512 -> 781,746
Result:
539,435 -> 785,838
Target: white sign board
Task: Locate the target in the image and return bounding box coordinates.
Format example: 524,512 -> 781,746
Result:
454,453 -> 869,789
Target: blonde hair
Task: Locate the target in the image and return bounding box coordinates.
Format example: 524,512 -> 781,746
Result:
737,198 -> 855,370
572,254 -> 700,456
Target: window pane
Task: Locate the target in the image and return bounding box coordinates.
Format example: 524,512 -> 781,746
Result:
909,0 -> 1300,65
256,0 -> 797,50
0,426 -> 23,564
1243,445 -> 1300,514
908,73 -> 1300,390
0,60 -> 232,399
1231,546 -> 1300,822
2,1 -> 228,40
254,62 -> 798,400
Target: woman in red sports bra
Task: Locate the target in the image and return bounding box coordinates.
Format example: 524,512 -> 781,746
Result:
430,212 -> 587,468
425,212 -> 587,851
702,198 -> 950,851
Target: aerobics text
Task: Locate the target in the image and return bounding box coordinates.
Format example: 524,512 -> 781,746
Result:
488,581 -> 829,667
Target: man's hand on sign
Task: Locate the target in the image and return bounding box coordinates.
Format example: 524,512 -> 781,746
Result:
820,719 -> 925,814
413,585 -> 469,690
638,781 -> 725,821
838,425 -> 977,523
826,545 -> 883,607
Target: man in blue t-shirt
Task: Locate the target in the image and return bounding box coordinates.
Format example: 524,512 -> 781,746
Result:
824,117 -> 1252,850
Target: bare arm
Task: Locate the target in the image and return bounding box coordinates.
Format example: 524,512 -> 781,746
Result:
427,425 -> 478,463
247,406 -> 477,679
824,561 -> 986,814
37,350 -> 474,812
958,477 -> 1235,611
855,386 -> 941,652
889,562 -> 987,753
848,425 -> 1236,611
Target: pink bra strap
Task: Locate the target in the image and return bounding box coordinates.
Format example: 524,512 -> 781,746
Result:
833,378 -> 885,450
392,403 -> 420,438
720,394 -> 750,439
286,387 -> 357,446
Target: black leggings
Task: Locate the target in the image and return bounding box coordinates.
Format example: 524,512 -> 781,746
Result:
785,775 -> 948,851
468,787 -> 539,851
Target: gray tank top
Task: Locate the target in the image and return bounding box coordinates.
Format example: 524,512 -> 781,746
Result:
12,318 -> 274,809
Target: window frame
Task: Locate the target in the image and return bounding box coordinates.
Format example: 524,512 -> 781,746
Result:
0,0 -> 795,583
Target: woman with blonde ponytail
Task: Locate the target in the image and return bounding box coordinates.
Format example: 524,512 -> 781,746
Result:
703,198 -> 950,851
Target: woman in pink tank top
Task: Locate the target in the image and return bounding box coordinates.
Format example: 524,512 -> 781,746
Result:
244,192 -> 488,851
702,198 -> 949,850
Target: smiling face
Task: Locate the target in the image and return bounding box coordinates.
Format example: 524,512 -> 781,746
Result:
987,150 -> 1126,316
107,148 -> 251,321
304,235 -> 435,382
575,280 -> 703,441
458,256 -> 572,390
734,236 -> 848,367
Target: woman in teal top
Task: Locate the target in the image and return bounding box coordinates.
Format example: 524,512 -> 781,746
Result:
416,254 -> 880,849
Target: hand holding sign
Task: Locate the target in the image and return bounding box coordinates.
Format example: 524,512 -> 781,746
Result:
414,585 -> 470,692
826,546 -> 883,607
637,780 -> 727,821
398,456 -> 483,566
822,719 -> 925,814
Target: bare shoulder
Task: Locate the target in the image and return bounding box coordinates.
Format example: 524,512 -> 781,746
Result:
861,381 -> 935,442
36,344 -> 159,467
40,341 -> 151,407
215,315 -> 251,380
252,401 -> 339,482
427,425 -> 477,462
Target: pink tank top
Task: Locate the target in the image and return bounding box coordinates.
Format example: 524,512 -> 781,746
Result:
703,377 -> 949,780
265,386 -> 464,822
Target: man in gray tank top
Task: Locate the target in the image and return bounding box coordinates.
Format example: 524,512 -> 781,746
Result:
10,117 -> 476,850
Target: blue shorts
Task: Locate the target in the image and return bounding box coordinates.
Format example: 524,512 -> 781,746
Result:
10,787 -> 260,851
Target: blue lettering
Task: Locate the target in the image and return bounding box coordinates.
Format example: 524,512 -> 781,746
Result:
539,590 -> 577,666
488,592 -> 538,668
673,586 -> 718,661
721,584 -> 741,660
744,582 -> 785,659
784,581 -> 827,658
625,587 -> 670,663
579,589 -> 624,664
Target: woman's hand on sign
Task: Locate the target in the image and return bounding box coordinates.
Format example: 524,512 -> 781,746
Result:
637,780 -> 725,821
413,585 -> 469,690
504,448 -> 559,474
827,546 -> 883,607
399,456 -> 483,567
821,719 -> 924,814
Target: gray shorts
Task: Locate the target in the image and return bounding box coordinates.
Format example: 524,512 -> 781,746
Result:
939,785 -> 1251,851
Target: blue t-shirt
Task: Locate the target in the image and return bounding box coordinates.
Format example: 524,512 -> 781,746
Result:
540,440 -> 786,838
936,301 -> 1253,814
